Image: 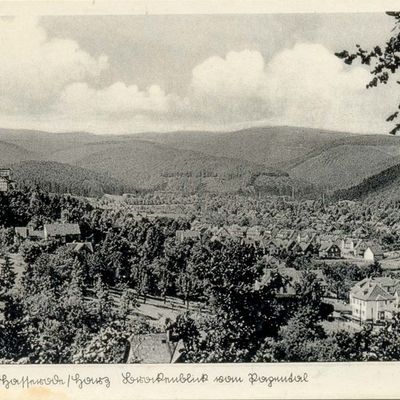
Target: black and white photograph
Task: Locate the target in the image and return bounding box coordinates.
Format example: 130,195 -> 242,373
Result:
1,5 -> 400,370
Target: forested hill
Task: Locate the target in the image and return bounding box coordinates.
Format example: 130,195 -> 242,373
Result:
334,163 -> 400,200
0,140 -> 37,164
1,126 -> 400,197
9,160 -> 133,197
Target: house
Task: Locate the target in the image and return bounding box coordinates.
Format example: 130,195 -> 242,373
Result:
246,225 -> 263,237
296,231 -> 317,244
363,243 -> 384,262
66,242 -> 94,254
292,241 -> 317,256
270,238 -> 290,254
261,239 -> 280,256
276,229 -> 296,241
313,269 -> 328,291
226,224 -> 247,239
128,331 -> 184,363
350,277 -> 400,322
43,223 -> 81,243
318,234 -> 340,244
14,226 -> 44,241
354,239 -> 368,257
29,229 -> 45,240
14,227 -> 29,239
175,229 -> 201,243
210,226 -> 230,242
0,168 -> 13,192
319,241 -> 341,259
258,266 -> 326,294
242,237 -> 259,248
339,238 -> 357,258
246,226 -> 265,243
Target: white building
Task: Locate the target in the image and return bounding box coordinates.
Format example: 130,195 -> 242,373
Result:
350,277 -> 400,322
0,168 -> 12,192
363,244 -> 384,262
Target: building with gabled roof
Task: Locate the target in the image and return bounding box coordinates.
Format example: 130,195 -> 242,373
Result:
350,277 -> 399,322
225,224 -> 247,239
353,239 -> 368,257
276,229 -> 296,241
339,238 -> 357,258
14,226 -> 44,241
296,231 -> 317,244
128,332 -> 184,363
292,241 -> 317,256
175,229 -> 201,243
14,227 -> 29,239
66,241 -> 94,254
261,239 -> 279,255
363,243 -> 384,262
43,223 -> 81,243
319,241 -> 341,259
246,225 -> 265,244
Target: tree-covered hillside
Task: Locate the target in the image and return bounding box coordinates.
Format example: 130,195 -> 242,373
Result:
10,160 -> 133,197
335,163 -> 400,200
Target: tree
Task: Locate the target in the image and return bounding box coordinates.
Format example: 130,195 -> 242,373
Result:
119,288 -> 137,327
177,240 -> 287,362
336,12 -> 400,134
365,261 -> 383,278
254,271 -> 334,362
0,293 -> 29,362
369,313 -> 400,360
93,277 -> 114,327
169,312 -> 201,362
256,308 -> 326,362
72,325 -> 129,363
0,254 -> 16,295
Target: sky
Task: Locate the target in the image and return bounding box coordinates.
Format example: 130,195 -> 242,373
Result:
0,13 -> 398,135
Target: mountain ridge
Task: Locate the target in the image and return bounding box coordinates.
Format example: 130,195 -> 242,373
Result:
0,125 -> 399,197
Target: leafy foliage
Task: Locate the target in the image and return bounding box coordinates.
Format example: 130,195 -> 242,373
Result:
336,12 -> 400,134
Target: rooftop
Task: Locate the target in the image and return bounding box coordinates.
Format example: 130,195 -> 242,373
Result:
128,333 -> 184,364
44,223 -> 81,236
351,278 -> 398,301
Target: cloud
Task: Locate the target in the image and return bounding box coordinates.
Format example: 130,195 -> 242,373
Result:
187,44 -> 381,132
0,16 -> 391,134
263,43 -> 372,130
57,82 -> 175,116
191,50 -> 267,99
0,16 -> 108,113
188,50 -> 269,121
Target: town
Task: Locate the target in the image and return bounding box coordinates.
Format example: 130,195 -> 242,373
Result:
1,164 -> 400,363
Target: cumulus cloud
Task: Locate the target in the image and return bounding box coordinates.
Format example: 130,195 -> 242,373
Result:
191,50 -> 267,99
57,82 -> 175,116
188,50 -> 269,121
187,44 -> 380,131
0,17 -> 108,113
263,43 -> 372,129
0,16 -> 390,134
0,16 -> 178,131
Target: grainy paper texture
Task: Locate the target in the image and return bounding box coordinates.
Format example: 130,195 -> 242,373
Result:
0,1 -> 399,399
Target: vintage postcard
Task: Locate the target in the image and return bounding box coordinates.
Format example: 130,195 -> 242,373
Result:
0,0 -> 400,399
